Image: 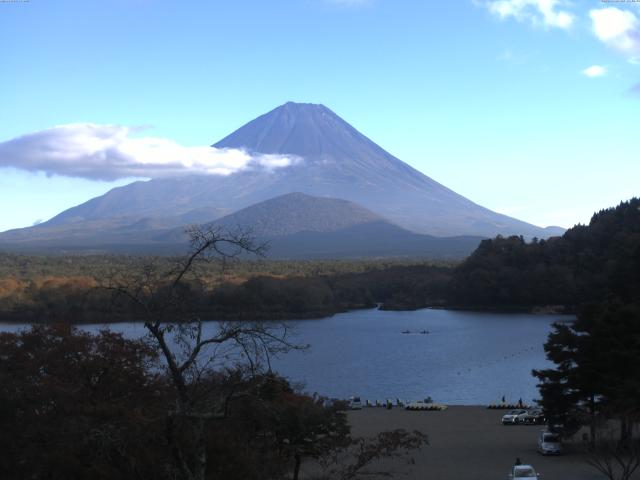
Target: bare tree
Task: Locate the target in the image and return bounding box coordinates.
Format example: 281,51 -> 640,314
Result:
314,429 -> 428,480
585,420 -> 640,480
107,225 -> 302,480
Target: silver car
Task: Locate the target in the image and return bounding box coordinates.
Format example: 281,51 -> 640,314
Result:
538,431 -> 562,455
502,409 -> 528,425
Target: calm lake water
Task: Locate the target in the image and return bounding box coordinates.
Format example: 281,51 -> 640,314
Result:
0,308 -> 570,405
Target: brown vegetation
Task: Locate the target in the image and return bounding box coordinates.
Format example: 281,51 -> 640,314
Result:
0,252 -> 453,322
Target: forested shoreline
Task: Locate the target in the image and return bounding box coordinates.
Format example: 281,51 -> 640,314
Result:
0,259 -> 452,323
0,198 -> 638,323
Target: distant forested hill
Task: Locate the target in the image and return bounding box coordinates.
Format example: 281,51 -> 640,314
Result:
1,199 -> 637,322
157,193 -> 484,260
447,198 -> 640,309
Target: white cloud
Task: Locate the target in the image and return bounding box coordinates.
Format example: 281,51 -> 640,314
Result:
485,0 -> 574,29
590,7 -> 640,57
581,65 -> 606,77
0,124 -> 301,181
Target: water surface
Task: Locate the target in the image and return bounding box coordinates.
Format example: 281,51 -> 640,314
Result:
0,308 -> 568,405
271,308 -> 563,405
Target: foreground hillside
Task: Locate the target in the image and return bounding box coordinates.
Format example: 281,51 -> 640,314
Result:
447,198 -> 640,309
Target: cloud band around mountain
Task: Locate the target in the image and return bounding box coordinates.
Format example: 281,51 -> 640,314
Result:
0,124 -> 301,181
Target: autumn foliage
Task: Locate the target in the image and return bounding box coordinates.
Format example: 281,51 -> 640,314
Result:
0,325 -> 425,480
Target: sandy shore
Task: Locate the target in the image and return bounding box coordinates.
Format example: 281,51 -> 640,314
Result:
346,406 -> 604,480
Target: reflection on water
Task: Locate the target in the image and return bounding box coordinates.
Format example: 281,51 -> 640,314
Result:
0,308 -> 569,405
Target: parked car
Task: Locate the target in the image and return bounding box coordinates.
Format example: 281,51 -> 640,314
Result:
518,409 -> 546,425
502,409 -> 528,425
349,396 -> 363,410
538,431 -> 562,455
508,464 -> 540,479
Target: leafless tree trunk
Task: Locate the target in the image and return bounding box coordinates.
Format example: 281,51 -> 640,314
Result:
314,429 -> 428,480
107,226 -> 302,480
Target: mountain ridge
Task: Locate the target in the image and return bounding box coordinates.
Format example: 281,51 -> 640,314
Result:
0,102 -> 564,254
157,192 -> 485,259
209,192 -> 384,237
0,193 -> 485,259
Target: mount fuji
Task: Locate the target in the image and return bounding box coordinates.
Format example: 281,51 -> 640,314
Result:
0,102 -> 563,255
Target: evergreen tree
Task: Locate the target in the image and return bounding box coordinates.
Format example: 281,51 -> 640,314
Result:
533,303 -> 640,443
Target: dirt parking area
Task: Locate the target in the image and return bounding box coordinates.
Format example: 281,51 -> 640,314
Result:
347,406 -> 607,480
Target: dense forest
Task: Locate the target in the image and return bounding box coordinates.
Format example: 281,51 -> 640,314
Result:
526,201 -> 640,472
0,198 -> 637,322
448,198 -> 640,309
0,255 -> 452,322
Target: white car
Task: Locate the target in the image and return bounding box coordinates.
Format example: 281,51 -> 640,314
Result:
508,464 -> 540,479
349,396 -> 363,410
538,431 -> 562,455
502,409 -> 528,425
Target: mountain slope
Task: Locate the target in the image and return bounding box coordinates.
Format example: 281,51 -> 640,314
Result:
210,192 -> 383,237
0,102 -> 564,248
264,221 -> 482,259
0,193 -> 483,259
157,193 -> 483,259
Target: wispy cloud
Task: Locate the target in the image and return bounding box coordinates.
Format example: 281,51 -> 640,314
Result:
498,48 -> 526,63
497,47 -> 540,64
484,0 -> 574,29
325,0 -> 370,7
589,7 -> 640,59
581,65 -> 606,77
0,124 -> 301,181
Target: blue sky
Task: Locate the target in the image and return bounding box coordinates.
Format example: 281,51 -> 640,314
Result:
1,0 -> 639,232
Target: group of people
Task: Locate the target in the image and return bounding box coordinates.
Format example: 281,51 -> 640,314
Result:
501,395 -> 524,407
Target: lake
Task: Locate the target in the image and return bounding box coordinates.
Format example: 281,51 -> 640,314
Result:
0,308 -> 568,405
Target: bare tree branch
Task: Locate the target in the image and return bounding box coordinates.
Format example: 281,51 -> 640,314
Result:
97,226 -> 298,480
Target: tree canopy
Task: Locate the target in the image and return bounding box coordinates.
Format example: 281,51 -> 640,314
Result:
448,198 -> 640,309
